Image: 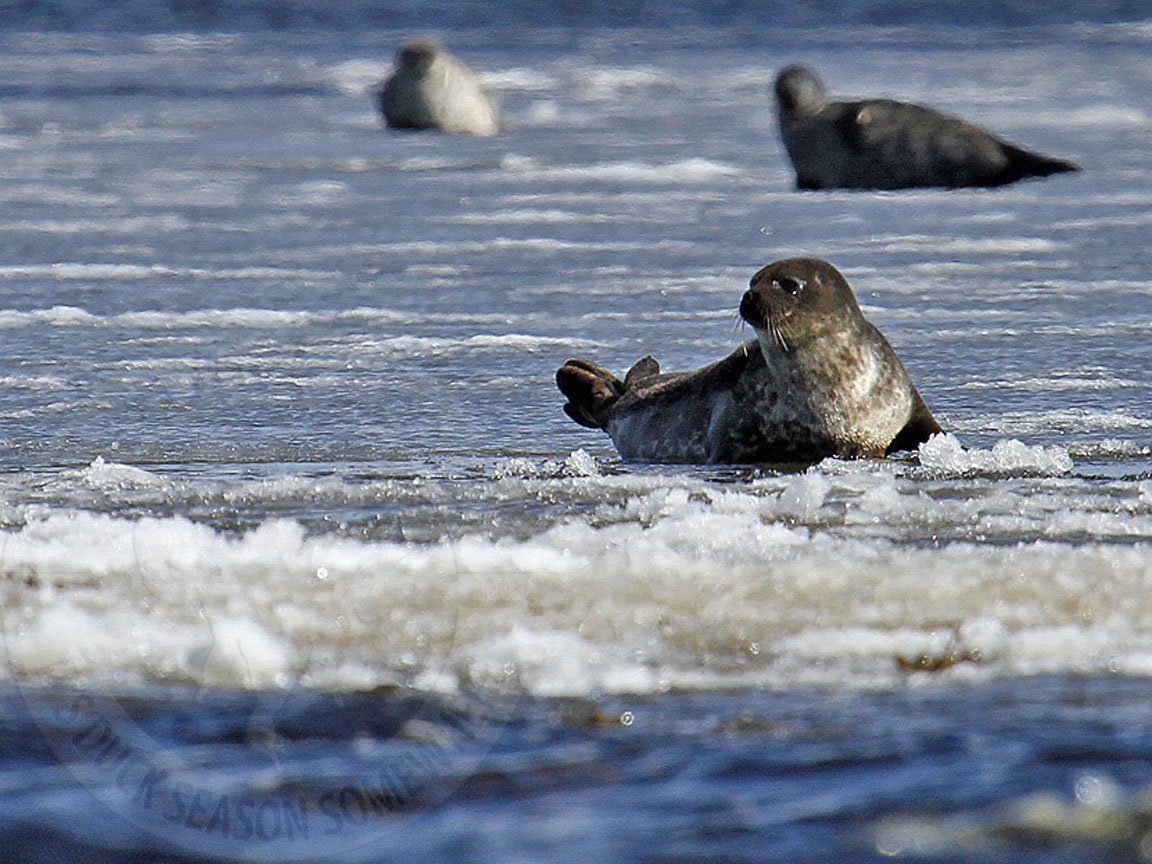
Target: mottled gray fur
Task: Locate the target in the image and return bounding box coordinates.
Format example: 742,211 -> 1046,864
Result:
556,258 -> 941,465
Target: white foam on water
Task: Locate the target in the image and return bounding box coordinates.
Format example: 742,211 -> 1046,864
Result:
0,401 -> 76,420
0,306 -> 413,330
864,235 -> 1062,254
1069,439 -> 1150,458
0,186 -> 120,207
494,449 -> 600,480
191,617 -> 293,689
439,209 -> 622,224
956,375 -> 1146,392
72,456 -> 167,491
390,156 -> 493,172
96,127 -> 196,144
0,374 -> 69,390
0,214 -> 192,234
365,333 -> 605,359
1052,213 -> 1152,229
973,408 -> 1152,436
499,155 -> 741,184
324,58 -> 390,95
563,449 -> 600,477
3,462 -> 1151,696
114,306 -> 399,329
336,236 -> 699,255
481,68 -> 560,91
273,180 -> 350,206
918,434 -> 1074,476
1057,104 -> 1150,126
140,33 -> 239,52
573,66 -> 679,100
0,264 -> 338,282
461,626 -> 655,697
0,305 -> 96,328
404,264 -> 469,277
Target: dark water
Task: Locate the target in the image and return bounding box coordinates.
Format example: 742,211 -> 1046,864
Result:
0,0 -> 1151,861
3,0 -> 1149,32
6,677 -> 1152,863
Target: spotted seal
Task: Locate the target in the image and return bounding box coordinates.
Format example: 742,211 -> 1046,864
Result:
773,65 -> 1079,190
378,38 -> 502,136
556,258 -> 941,464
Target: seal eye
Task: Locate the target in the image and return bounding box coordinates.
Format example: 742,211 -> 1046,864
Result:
776,276 -> 806,296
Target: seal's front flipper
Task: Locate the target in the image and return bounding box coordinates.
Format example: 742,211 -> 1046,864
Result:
624,356 -> 660,390
557,358 -> 624,430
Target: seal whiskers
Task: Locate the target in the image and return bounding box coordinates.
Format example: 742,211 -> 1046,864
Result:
768,317 -> 791,353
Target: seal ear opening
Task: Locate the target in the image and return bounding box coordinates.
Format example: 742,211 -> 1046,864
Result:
556,359 -> 624,431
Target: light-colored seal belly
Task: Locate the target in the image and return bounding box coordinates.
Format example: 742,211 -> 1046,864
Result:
556,258 -> 942,466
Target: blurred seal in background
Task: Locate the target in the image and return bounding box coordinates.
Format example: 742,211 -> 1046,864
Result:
378,38 -> 503,136
773,64 -> 1079,190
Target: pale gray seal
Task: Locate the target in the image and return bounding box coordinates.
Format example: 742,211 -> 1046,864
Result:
378,38 -> 502,136
774,65 -> 1079,190
556,258 -> 941,464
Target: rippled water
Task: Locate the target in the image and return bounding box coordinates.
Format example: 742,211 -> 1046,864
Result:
0,4 -> 1150,862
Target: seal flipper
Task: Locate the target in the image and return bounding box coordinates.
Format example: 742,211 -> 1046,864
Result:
557,358 -> 624,430
561,358 -> 624,393
623,356 -> 660,390
563,401 -> 602,429
997,142 -> 1079,184
886,388 -> 944,455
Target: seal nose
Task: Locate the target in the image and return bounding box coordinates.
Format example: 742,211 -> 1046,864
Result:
739,290 -> 762,326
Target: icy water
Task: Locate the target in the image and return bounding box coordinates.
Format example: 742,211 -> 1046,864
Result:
1,3 -> 1152,861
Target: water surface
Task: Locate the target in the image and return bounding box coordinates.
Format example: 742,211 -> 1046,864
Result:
0,3 -> 1150,861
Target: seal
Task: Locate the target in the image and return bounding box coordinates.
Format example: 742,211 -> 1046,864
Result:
556,258 -> 941,464
378,38 -> 502,137
773,65 -> 1080,190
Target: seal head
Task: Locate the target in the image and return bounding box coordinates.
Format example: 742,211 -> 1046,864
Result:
396,38 -> 440,77
772,64 -> 1080,190
557,258 -> 941,465
774,64 -> 828,116
740,256 -> 861,352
